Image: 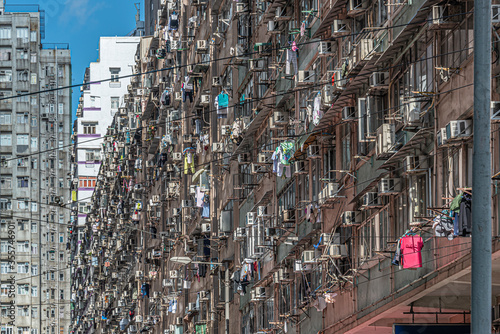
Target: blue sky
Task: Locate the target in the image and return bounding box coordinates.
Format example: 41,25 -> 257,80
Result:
5,0 -> 145,120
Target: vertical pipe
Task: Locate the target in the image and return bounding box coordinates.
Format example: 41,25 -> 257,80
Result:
471,0 -> 492,331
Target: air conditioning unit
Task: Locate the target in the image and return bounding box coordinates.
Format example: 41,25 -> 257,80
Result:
445,120 -> 472,139
348,0 -> 368,12
162,279 -> 173,287
135,271 -> 143,278
212,77 -> 221,86
301,250 -> 317,263
379,178 -> 401,195
200,95 -> 211,105
437,127 -> 448,146
376,123 -> 396,157
491,101 -> 500,120
283,209 -> 295,221
181,200 -> 192,208
136,89 -> 144,96
172,152 -> 182,161
403,155 -> 429,173
356,39 -> 374,61
187,302 -> 197,312
307,145 -> 320,159
249,59 -> 265,71
273,111 -> 289,125
322,85 -> 333,107
324,244 -> 348,259
432,5 -> 445,25
169,270 -> 179,279
212,142 -> 224,153
369,72 -> 388,87
323,182 -> 339,199
341,211 -> 360,226
267,20 -> 275,32
233,227 -> 246,241
221,125 -> 231,136
152,195 -> 160,203
196,40 -> 208,52
176,317 -> 183,325
246,212 -> 256,226
153,291 -> 160,298
332,69 -> 344,90
183,134 -> 193,143
403,99 -> 422,127
238,153 -> 250,163
257,206 -> 269,218
361,192 -> 380,208
251,287 -> 266,301
200,290 -> 210,300
265,227 -> 276,239
135,315 -> 143,323
236,2 -> 246,13
332,19 -> 348,34
297,70 -> 315,84
257,153 -> 271,164
294,259 -> 313,272
172,208 -> 181,217
201,223 -> 211,233
294,161 -> 307,174
319,42 -> 334,55
342,106 -> 355,120
250,163 -> 266,174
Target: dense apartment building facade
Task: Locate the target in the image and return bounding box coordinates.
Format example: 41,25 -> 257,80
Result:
0,2 -> 72,334
69,0 -> 500,333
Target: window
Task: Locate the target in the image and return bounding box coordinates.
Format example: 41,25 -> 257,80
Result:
0,262 -> 12,274
17,71 -> 28,81
0,26 -> 12,39
0,284 -> 9,296
16,92 -> 28,102
0,112 -> 11,124
30,73 -> 37,85
50,289 -> 55,300
17,221 -> 27,230
0,48 -> 11,61
0,241 -> 8,253
0,199 -> 12,211
31,307 -> 37,318
31,223 -> 37,233
110,97 -> 119,109
1,325 -> 13,334
59,289 -> 64,300
16,113 -> 28,124
16,27 -> 29,42
30,53 -> 36,63
31,202 -> 37,212
30,137 -> 38,150
31,158 -> 37,169
59,252 -> 64,261
30,265 -> 37,276
58,103 -> 63,114
31,243 -> 37,255
59,233 -> 64,243
17,157 -> 28,167
16,199 -> 29,210
17,177 -> 29,188
79,176 -> 96,188
0,176 -> 12,189
82,122 -> 97,134
30,30 -> 37,42
17,284 -> 29,295
16,134 -> 29,145
85,150 -> 100,162
16,241 -> 29,253
59,273 -> 64,281
17,262 -> 29,274
49,252 -> 55,261
17,327 -> 29,334
58,65 -> 64,78
0,69 -> 12,82
0,134 -> 12,146
110,68 -> 120,82
31,286 -> 37,297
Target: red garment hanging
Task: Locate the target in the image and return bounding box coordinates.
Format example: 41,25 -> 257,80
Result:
401,235 -> 423,269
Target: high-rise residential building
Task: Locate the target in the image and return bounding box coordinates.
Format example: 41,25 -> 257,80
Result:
0,3 -> 72,334
72,36 -> 139,229
144,0 -> 161,36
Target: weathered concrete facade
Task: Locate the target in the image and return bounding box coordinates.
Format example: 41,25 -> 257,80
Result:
69,0 -> 500,333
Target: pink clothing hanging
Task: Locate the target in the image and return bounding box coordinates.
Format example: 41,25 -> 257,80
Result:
401,235 -> 423,269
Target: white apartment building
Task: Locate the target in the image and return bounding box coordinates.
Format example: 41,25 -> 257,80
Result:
74,37 -> 140,227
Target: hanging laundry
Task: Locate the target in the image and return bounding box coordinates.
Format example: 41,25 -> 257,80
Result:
312,94 -> 323,125
432,213 -> 455,240
183,148 -> 196,174
168,12 -> 179,31
285,49 -> 298,76
160,89 -> 171,106
300,21 -> 306,36
215,92 -> 229,118
400,235 -> 424,269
